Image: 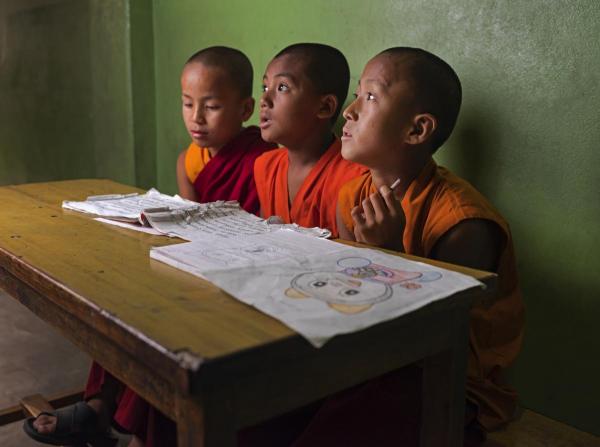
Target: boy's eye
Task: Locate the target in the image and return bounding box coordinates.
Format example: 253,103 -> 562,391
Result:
277,83 -> 290,92
352,93 -> 358,99
205,105 -> 220,110
261,84 -> 268,92
366,92 -> 375,101
183,103 -> 192,108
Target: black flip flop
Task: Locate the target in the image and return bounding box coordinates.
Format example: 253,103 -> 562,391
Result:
23,401 -> 115,446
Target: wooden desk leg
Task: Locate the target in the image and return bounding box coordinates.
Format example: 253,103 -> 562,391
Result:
176,392 -> 236,447
419,309 -> 470,447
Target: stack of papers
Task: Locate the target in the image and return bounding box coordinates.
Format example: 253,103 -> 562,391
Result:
63,189 -> 330,241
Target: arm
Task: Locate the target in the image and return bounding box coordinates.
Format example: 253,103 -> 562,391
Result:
336,201 -> 356,241
176,150 -> 199,202
429,219 -> 503,272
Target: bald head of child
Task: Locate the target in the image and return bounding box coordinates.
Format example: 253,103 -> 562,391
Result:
260,43 -> 350,149
341,47 -> 462,168
181,46 -> 255,154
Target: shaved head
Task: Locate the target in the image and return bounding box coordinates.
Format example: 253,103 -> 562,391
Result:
275,43 -> 350,122
379,47 -> 462,151
186,46 -> 253,98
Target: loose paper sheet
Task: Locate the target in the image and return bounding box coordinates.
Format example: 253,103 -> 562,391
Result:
62,189 -> 197,223
151,232 -> 483,347
94,218 -> 163,235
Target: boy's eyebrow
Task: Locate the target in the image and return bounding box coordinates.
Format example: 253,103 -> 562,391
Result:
181,93 -> 218,100
360,78 -> 389,89
263,72 -> 298,82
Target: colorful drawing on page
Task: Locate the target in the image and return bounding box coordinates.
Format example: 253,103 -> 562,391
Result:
285,257 -> 443,315
285,271 -> 392,314
337,257 -> 442,289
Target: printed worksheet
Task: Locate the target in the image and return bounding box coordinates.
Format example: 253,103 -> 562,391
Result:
150,229 -> 341,276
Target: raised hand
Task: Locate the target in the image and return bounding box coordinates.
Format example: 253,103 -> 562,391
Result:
351,185 -> 405,252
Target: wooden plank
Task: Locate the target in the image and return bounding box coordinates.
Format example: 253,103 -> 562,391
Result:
0,404 -> 26,426
0,389 -> 83,425
20,394 -> 54,418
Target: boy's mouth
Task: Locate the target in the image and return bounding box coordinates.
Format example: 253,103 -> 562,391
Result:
259,114 -> 272,129
191,130 -> 208,139
341,128 -> 353,140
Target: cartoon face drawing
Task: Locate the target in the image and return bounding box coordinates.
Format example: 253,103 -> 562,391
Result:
286,271 -> 392,314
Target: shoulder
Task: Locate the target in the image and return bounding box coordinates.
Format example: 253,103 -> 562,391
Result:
255,147 -> 286,166
254,148 -> 287,179
420,165 -> 509,257
429,167 -> 507,228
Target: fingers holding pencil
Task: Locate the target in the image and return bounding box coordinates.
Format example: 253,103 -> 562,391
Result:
351,178 -> 406,251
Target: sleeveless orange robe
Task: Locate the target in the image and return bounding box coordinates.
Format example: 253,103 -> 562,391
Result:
184,142 -> 212,183
337,158 -> 525,430
253,138 -> 367,238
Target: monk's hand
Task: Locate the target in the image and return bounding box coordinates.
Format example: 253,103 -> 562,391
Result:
351,185 -> 405,252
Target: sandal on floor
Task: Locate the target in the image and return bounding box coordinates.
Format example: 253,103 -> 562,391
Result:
23,401 -> 116,446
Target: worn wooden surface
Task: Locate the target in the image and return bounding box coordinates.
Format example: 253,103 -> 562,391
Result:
0,179 -> 496,446
486,410 -> 600,447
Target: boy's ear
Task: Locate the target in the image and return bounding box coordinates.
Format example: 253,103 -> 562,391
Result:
241,97 -> 255,122
316,94 -> 338,121
406,113 -> 437,145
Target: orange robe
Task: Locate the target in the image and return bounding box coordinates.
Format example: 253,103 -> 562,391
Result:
337,158 -> 525,430
253,138 -> 367,237
184,142 -> 212,183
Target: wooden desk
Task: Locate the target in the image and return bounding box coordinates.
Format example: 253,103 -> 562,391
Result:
0,179 -> 495,446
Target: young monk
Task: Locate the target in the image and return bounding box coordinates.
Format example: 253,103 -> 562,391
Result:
290,47 -> 524,446
254,43 -> 368,237
25,46 -> 275,447
175,47 -> 276,214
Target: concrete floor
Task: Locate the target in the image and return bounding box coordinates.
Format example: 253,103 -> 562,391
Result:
0,290 -> 90,446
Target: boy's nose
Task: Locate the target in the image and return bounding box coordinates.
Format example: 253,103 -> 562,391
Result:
260,90 -> 273,108
192,106 -> 206,123
343,102 -> 358,121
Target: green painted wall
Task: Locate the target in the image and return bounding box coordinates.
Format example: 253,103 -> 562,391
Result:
0,0 -> 155,188
152,0 -> 600,435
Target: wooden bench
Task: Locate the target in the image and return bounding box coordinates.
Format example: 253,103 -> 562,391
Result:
0,388 -> 82,426
485,409 -> 600,446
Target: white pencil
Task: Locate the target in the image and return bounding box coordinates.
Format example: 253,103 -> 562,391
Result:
389,178 -> 401,191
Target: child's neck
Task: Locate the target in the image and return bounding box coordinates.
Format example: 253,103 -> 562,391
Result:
371,152 -> 432,198
207,126 -> 244,157
286,132 -> 334,168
